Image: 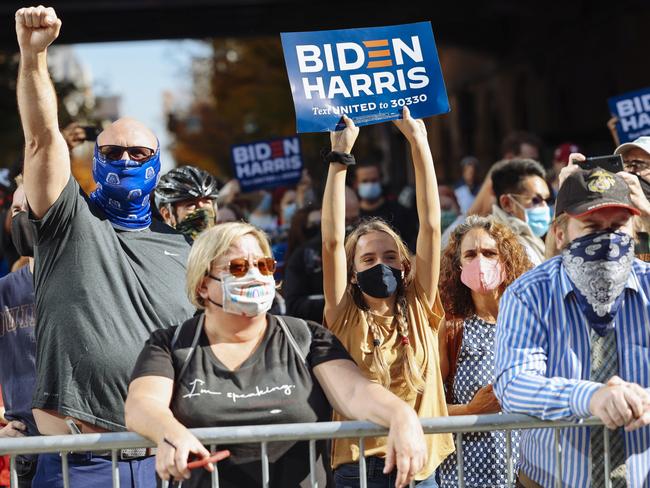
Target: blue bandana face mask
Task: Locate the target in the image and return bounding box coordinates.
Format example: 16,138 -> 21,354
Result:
90,143 -> 161,230
562,230 -> 635,335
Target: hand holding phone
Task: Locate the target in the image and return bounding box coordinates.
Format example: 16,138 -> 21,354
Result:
187,449 -> 230,470
578,155 -> 623,173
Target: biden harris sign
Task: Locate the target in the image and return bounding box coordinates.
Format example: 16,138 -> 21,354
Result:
231,136 -> 303,192
608,87 -> 650,143
281,22 -> 449,133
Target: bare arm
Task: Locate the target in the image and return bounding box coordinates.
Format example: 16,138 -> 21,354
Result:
314,359 -> 426,488
322,116 -> 359,326
393,107 -> 440,303
125,376 -> 213,481
16,6 -> 70,218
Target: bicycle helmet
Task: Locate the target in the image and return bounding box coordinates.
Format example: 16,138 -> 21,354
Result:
154,165 -> 220,209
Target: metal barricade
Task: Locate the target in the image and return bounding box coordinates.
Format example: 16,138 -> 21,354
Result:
0,413 -> 605,488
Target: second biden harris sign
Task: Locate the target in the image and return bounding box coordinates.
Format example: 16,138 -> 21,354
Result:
281,22 -> 449,133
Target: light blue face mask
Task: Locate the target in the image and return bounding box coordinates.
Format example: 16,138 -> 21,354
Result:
524,205 -> 551,237
282,202 -> 297,226
510,195 -> 551,237
358,182 -> 382,200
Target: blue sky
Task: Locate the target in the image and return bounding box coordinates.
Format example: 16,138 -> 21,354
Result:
73,40 -> 211,172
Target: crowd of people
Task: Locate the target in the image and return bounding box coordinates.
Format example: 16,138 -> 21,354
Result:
1,5 -> 650,488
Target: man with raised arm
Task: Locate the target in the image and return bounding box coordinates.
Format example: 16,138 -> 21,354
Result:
15,6 -> 194,487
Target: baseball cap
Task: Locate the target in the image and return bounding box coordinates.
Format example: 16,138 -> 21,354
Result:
553,142 -> 580,164
555,168 -> 640,218
614,136 -> 650,158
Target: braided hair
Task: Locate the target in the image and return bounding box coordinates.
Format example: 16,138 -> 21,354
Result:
345,218 -> 425,393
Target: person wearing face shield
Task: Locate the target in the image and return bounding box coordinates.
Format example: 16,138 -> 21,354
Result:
154,165 -> 221,241
0,178 -> 38,487
437,216 -> 532,487
15,6 -> 194,487
322,110 -> 452,488
489,158 -> 552,266
494,168 -> 650,488
125,222 -> 427,488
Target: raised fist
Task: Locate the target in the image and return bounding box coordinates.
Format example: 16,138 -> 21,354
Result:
15,6 -> 61,54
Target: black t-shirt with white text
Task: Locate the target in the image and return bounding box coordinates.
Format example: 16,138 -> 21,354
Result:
131,314 -> 353,487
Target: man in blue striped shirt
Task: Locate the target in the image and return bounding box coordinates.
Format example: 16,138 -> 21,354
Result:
495,165 -> 650,487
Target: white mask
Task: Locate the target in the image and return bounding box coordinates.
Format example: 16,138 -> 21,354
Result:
210,267 -> 276,317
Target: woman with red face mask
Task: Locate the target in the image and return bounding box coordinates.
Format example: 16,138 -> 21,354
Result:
437,215 -> 532,488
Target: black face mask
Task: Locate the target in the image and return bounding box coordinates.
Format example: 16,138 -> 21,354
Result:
636,174 -> 650,201
11,211 -> 34,258
355,263 -> 402,298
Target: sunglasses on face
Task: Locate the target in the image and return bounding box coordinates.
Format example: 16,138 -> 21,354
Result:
212,257 -> 277,278
98,145 -> 156,162
510,193 -> 551,207
624,159 -> 650,173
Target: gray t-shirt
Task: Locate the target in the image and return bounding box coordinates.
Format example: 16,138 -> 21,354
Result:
31,176 -> 195,430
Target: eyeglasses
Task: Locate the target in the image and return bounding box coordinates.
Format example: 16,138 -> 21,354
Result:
624,159 -> 650,173
98,145 -> 156,162
510,193 -> 551,207
210,257 -> 276,278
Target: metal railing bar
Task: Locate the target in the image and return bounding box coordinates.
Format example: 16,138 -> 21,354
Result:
358,438 -> 367,488
506,429 -> 513,487
0,415 -> 605,456
112,449 -> 119,488
211,443 -> 219,488
261,442 -> 269,488
553,429 -> 562,488
308,439 -> 317,488
9,455 -> 18,488
603,428 -> 612,488
456,432 -> 465,488
61,451 -> 71,488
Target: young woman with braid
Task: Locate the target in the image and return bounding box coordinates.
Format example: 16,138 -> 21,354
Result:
322,109 -> 453,488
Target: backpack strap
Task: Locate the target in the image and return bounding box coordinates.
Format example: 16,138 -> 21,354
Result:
172,314 -> 205,384
275,315 -> 312,364
444,318 -> 465,404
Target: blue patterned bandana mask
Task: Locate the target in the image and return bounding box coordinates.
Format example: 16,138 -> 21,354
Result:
562,231 -> 634,335
89,143 -> 161,230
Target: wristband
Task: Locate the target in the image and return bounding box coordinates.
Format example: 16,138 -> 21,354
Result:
163,437 -> 177,449
323,150 -> 355,166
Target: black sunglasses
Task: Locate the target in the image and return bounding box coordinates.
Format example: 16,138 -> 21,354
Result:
98,145 -> 156,162
510,193 -> 551,207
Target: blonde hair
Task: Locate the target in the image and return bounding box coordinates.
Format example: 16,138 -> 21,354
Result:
186,222 -> 272,309
344,218 -> 424,393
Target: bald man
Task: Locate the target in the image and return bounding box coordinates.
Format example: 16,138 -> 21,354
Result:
16,6 -> 193,486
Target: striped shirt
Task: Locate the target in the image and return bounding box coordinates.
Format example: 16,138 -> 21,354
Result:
495,256 -> 650,487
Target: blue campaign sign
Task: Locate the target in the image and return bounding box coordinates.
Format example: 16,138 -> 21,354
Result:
231,136 -> 303,192
608,87 -> 650,143
281,22 -> 449,133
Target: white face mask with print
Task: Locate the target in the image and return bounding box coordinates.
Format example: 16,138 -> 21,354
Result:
211,267 -> 276,317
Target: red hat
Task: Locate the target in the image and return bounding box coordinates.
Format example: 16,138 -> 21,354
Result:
554,142 -> 580,164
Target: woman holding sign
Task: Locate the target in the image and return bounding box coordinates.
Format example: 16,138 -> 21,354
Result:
322,109 -> 453,488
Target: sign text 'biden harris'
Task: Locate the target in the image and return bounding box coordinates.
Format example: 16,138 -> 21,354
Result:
281,22 -> 449,133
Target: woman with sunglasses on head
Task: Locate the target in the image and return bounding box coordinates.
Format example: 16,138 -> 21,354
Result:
322,109 -> 453,488
125,222 -> 427,488
437,216 -> 531,487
